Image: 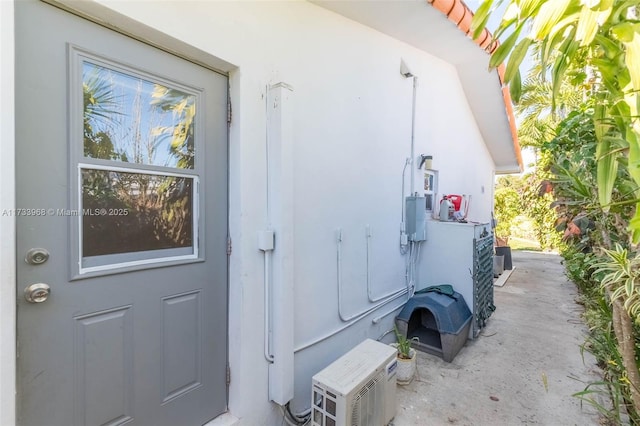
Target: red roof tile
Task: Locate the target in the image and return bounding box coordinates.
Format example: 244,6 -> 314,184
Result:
448,1 -> 467,25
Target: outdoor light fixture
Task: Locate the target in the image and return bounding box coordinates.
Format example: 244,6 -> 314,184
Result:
400,59 -> 414,78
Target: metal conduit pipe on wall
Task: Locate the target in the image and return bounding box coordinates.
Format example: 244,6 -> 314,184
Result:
294,287 -> 409,353
337,228 -> 409,322
294,235 -> 417,353
372,240 -> 423,325
366,225 -> 407,303
262,85 -> 274,364
262,249 -> 274,363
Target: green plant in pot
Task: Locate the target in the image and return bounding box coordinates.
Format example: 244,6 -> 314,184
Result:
393,326 -> 418,384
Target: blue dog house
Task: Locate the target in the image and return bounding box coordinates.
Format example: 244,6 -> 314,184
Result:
395,288 -> 472,362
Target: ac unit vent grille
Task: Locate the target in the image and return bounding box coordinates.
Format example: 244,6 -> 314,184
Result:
350,371 -> 383,426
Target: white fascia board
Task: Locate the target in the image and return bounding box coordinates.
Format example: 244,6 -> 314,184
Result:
311,0 -> 488,65
457,61 -> 521,173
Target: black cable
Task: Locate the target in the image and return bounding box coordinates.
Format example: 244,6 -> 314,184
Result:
285,402 -> 310,425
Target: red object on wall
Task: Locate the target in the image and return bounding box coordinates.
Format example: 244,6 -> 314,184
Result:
447,194 -> 463,211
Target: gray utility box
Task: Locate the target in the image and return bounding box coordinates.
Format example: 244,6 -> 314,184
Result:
405,196 -> 426,241
395,290 -> 472,363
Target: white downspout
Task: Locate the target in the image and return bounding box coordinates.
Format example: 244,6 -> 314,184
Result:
266,82 -> 295,405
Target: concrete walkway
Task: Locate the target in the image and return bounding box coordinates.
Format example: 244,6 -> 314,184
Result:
393,250 -> 604,425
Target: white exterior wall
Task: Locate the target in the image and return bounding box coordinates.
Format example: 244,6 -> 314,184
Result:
1,1 -> 498,424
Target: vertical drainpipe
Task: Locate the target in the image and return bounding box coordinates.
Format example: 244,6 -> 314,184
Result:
267,82 -> 295,404
410,76 -> 418,195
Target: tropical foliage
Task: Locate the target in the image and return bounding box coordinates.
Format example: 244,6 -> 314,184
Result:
536,106 -> 640,421
596,245 -> 640,320
515,60 -> 584,148
495,47 -> 583,252
494,185 -> 522,245
473,0 -> 640,240
494,167 -> 561,251
473,0 -> 640,418
565,247 -> 635,424
150,86 -> 197,169
83,69 -> 126,162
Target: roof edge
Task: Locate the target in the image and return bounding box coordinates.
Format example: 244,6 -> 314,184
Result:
427,0 -> 522,172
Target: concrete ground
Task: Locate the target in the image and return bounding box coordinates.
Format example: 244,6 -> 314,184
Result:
393,250 -> 605,426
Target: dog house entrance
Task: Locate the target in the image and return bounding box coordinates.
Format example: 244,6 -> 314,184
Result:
407,308 -> 443,354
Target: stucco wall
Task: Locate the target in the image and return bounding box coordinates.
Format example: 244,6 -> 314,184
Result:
2,1 -> 498,424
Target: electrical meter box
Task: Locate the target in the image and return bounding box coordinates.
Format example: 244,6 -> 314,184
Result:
406,196 -> 427,241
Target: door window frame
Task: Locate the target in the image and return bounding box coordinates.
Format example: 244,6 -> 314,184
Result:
77,163 -> 200,274
68,45 -> 206,279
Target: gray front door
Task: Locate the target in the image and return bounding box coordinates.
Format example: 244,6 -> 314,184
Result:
15,1 -> 229,425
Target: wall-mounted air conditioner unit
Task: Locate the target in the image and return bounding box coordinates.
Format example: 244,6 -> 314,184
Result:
311,339 -> 397,426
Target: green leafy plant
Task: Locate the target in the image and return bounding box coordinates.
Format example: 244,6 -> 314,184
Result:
494,185 -> 522,246
565,250 -> 624,421
394,326 -> 418,360
473,1 -> 640,415
494,173 -> 561,251
595,244 -> 640,321
563,246 -> 639,422
549,109 -> 640,417
573,379 -> 626,424
473,0 -> 640,241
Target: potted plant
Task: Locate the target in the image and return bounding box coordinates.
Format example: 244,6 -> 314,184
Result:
392,326 -> 418,385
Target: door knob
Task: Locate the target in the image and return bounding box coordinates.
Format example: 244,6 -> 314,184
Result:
24,283 -> 51,303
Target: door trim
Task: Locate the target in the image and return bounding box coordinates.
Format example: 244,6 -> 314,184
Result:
43,0 -> 235,76
0,0 -> 16,424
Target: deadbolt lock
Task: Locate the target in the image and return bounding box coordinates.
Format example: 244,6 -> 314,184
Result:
25,248 -> 50,265
24,283 -> 51,303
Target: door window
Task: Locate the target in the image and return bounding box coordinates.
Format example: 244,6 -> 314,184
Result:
72,49 -> 203,275
82,61 -> 196,169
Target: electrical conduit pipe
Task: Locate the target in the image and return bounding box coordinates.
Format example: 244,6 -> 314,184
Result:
337,228 -> 409,323
261,246 -> 274,363
367,225 -> 406,303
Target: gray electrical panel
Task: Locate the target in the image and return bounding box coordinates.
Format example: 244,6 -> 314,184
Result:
406,196 -> 427,241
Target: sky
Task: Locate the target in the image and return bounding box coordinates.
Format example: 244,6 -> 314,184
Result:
464,0 -> 535,74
